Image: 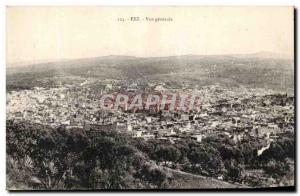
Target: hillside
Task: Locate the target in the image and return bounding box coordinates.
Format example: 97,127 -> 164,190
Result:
166,168 -> 249,189
7,53 -> 294,92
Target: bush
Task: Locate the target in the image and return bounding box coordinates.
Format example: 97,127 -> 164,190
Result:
6,120 -> 173,189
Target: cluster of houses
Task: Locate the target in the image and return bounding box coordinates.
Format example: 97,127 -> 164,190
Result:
7,79 -> 294,156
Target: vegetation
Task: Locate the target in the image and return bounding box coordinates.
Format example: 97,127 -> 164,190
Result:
7,120 -> 173,189
7,120 -> 294,189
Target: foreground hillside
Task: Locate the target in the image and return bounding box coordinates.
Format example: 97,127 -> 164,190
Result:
7,120 -> 246,190
7,119 -> 294,190
166,168 -> 248,189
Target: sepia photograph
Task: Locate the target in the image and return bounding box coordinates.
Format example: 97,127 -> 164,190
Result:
6,6 -> 295,191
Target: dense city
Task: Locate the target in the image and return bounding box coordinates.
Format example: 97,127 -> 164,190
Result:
6,76 -> 295,189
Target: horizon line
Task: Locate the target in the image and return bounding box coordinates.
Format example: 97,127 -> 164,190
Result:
7,51 -> 293,67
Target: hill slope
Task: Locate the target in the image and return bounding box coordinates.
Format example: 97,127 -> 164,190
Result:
166,168 -> 249,189
7,53 -> 294,92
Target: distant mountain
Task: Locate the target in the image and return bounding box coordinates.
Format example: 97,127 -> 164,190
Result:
7,53 -> 294,92
7,58 -> 70,68
230,51 -> 291,59
7,52 -> 292,71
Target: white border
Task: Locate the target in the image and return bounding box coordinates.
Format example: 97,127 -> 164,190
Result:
0,0 -> 298,196
1,0 -> 299,6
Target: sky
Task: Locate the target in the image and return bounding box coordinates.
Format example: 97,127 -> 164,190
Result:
6,6 -> 294,65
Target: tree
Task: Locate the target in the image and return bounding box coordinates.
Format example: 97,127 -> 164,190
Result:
135,164 -> 173,188
224,159 -> 244,182
154,145 -> 181,165
264,159 -> 291,178
187,144 -> 225,176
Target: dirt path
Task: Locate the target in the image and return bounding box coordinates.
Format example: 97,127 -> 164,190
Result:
165,167 -> 250,189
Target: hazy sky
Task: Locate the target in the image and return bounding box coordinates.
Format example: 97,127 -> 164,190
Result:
7,6 -> 294,65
